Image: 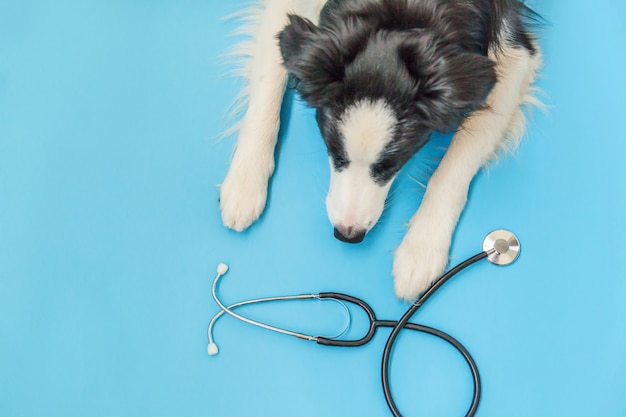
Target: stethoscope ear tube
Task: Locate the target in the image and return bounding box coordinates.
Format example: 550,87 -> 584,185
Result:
381,251 -> 489,417
316,292 -> 378,347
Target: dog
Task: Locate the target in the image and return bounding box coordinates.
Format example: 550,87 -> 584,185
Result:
219,0 -> 541,300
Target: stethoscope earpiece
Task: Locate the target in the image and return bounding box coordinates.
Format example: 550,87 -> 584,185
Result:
216,263 -> 229,275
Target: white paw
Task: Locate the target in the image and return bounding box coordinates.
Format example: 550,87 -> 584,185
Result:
392,229 -> 451,301
219,163 -> 269,232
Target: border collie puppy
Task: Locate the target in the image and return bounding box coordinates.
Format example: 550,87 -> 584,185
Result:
219,0 -> 541,300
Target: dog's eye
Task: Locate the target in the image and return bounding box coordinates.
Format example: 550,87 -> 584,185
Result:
332,155 -> 350,171
371,159 -> 398,184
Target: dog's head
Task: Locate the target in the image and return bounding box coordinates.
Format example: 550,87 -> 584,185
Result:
279,15 -> 496,243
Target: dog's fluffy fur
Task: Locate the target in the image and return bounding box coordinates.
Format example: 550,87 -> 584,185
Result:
219,0 -> 541,300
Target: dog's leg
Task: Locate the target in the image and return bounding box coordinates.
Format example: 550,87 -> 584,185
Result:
393,45 -> 541,300
220,1 -> 295,231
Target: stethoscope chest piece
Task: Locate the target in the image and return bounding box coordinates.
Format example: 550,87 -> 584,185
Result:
482,229 -> 520,266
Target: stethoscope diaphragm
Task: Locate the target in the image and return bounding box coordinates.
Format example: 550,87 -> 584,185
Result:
482,229 -> 521,266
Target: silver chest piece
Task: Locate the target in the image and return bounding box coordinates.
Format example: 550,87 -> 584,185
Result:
482,230 -> 521,266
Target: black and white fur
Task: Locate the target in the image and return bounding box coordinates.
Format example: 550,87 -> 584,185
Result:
219,0 -> 541,300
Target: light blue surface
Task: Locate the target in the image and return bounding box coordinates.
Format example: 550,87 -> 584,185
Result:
1,1 -> 625,416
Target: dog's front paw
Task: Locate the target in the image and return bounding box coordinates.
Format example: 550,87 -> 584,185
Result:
219,164 -> 269,232
392,230 -> 451,301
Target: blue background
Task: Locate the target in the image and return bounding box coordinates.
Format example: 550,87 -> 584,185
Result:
1,1 -> 625,416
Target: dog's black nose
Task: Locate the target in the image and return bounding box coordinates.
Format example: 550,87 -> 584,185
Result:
333,226 -> 366,244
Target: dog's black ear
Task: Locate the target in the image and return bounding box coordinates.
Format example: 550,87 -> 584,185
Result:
278,15 -> 344,107
399,36 -> 497,131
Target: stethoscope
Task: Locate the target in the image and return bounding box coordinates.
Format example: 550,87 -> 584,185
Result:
208,229 -> 521,417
